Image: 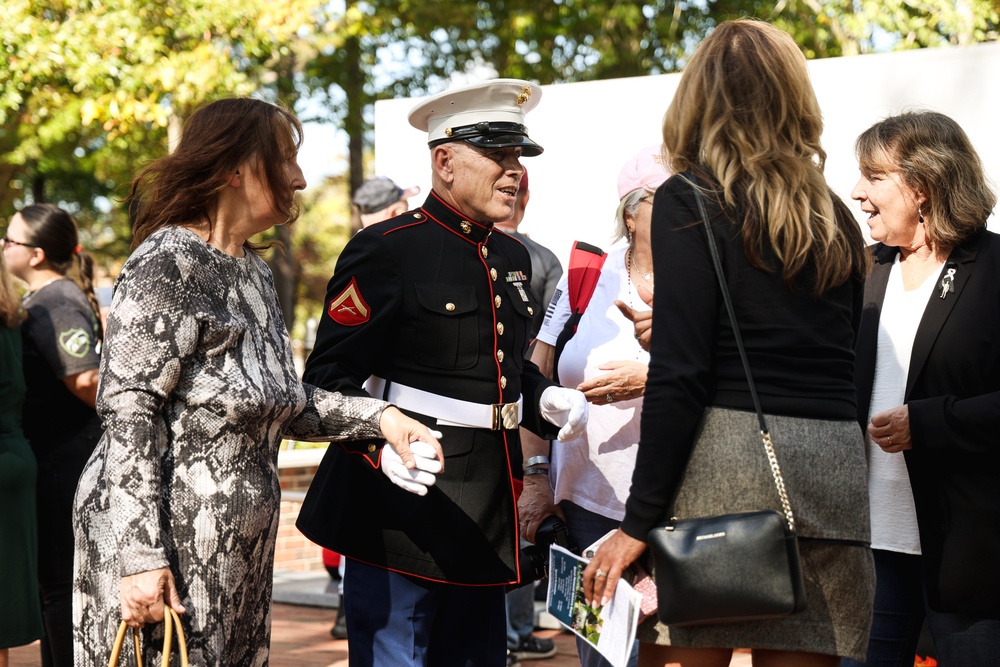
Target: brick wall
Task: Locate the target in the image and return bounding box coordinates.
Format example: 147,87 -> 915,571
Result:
274,450 -> 328,572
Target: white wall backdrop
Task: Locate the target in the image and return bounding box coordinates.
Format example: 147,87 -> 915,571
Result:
374,42 -> 1000,269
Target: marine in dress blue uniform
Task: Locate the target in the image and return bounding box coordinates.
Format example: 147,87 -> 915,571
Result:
297,79 -> 588,667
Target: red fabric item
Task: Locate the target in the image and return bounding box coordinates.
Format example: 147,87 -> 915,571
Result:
322,548 -> 341,569
566,241 -> 606,322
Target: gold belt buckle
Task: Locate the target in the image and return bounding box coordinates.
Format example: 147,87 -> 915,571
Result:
491,403 -> 519,430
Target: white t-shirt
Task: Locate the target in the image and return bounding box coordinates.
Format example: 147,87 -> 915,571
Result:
536,247 -> 651,521
867,256 -> 941,554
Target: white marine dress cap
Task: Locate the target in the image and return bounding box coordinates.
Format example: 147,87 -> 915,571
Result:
407,78 -> 544,157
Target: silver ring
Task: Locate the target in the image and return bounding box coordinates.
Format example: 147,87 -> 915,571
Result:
605,393 -> 614,403
634,331 -> 641,341
887,437 -> 892,445
595,568 -> 607,578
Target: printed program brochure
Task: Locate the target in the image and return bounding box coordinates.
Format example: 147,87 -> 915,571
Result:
545,544 -> 642,667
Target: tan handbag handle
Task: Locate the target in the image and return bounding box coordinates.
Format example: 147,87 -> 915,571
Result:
108,607 -> 188,667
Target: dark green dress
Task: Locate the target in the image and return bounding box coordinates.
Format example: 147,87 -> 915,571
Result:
0,325 -> 44,649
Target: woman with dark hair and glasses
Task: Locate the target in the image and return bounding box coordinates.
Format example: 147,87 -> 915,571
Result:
72,97 -> 441,667
2,203 -> 102,667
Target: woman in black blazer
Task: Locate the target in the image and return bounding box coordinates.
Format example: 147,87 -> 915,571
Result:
848,111 -> 1000,667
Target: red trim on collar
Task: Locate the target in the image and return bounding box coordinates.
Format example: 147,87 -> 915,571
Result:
427,190 -> 492,233
419,207 -> 484,244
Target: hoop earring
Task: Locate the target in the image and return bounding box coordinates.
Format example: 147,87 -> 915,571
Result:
918,204 -> 924,224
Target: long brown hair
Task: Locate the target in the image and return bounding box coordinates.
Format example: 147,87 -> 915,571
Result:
856,111 -> 996,252
125,97 -> 303,252
17,203 -> 101,337
663,19 -> 869,293
0,251 -> 26,328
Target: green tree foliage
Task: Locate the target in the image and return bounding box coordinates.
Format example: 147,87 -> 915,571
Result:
4,0 -> 998,333
287,170 -> 355,341
306,0 -> 1000,212
1,0 -> 322,267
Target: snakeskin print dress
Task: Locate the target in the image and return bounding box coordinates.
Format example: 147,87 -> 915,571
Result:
73,226 -> 388,666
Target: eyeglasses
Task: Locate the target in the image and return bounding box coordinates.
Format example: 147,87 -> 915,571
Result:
1,235 -> 38,249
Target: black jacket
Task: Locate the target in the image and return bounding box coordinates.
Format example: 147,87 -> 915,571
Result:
297,191 -> 558,585
855,228 -> 1000,614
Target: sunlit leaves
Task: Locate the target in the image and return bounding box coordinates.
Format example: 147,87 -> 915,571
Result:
0,0 -> 324,269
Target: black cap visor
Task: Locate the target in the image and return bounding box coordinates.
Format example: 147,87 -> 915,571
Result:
429,121 -> 544,157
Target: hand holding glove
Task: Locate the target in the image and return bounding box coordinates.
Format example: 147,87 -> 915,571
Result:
381,434 -> 443,496
539,386 -> 589,442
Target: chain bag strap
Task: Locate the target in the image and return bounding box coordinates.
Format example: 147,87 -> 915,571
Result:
107,607 -> 189,667
647,179 -> 807,626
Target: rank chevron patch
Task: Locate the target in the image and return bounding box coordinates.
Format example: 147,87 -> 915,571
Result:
327,278 -> 371,326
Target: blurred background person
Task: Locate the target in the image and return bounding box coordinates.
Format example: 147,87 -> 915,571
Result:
518,144 -> 667,667
327,172 -> 420,642
0,248 -> 44,667
72,97 -> 441,666
498,167 -> 563,665
585,19 -> 873,666
495,168 -> 563,342
846,111 -> 1000,667
355,176 -> 419,229
3,203 -> 102,667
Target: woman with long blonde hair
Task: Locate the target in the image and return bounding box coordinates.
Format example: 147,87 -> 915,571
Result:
0,249 -> 44,666
585,20 -> 873,666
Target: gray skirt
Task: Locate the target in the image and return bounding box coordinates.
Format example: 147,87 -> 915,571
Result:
638,407 -> 875,660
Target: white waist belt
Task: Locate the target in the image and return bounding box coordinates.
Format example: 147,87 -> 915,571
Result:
365,376 -> 522,430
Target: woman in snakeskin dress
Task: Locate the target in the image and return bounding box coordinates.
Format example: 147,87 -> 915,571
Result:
72,98 -> 442,667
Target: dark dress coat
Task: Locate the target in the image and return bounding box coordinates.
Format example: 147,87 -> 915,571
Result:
855,228 -> 1000,614
297,191 -> 559,585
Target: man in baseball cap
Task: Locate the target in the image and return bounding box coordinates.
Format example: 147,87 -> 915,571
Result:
299,78 -> 587,667
353,176 -> 420,228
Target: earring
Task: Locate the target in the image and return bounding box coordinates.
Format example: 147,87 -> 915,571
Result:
918,204 -> 924,224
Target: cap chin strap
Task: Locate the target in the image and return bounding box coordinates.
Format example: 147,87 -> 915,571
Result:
439,120 -> 529,140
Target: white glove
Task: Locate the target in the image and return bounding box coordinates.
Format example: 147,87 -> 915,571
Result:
380,439 -> 443,496
539,386 -> 589,442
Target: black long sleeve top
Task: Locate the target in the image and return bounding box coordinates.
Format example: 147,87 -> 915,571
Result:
620,174 -> 864,540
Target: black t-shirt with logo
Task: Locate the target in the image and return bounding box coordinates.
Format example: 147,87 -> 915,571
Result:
20,279 -> 102,453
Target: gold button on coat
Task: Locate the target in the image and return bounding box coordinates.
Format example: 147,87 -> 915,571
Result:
491,268 -> 498,281
501,376 -> 507,388
481,246 -> 489,258
494,295 -> 502,308
497,349 -> 505,362
367,443 -> 377,453
446,303 -> 456,312
527,306 -> 534,315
